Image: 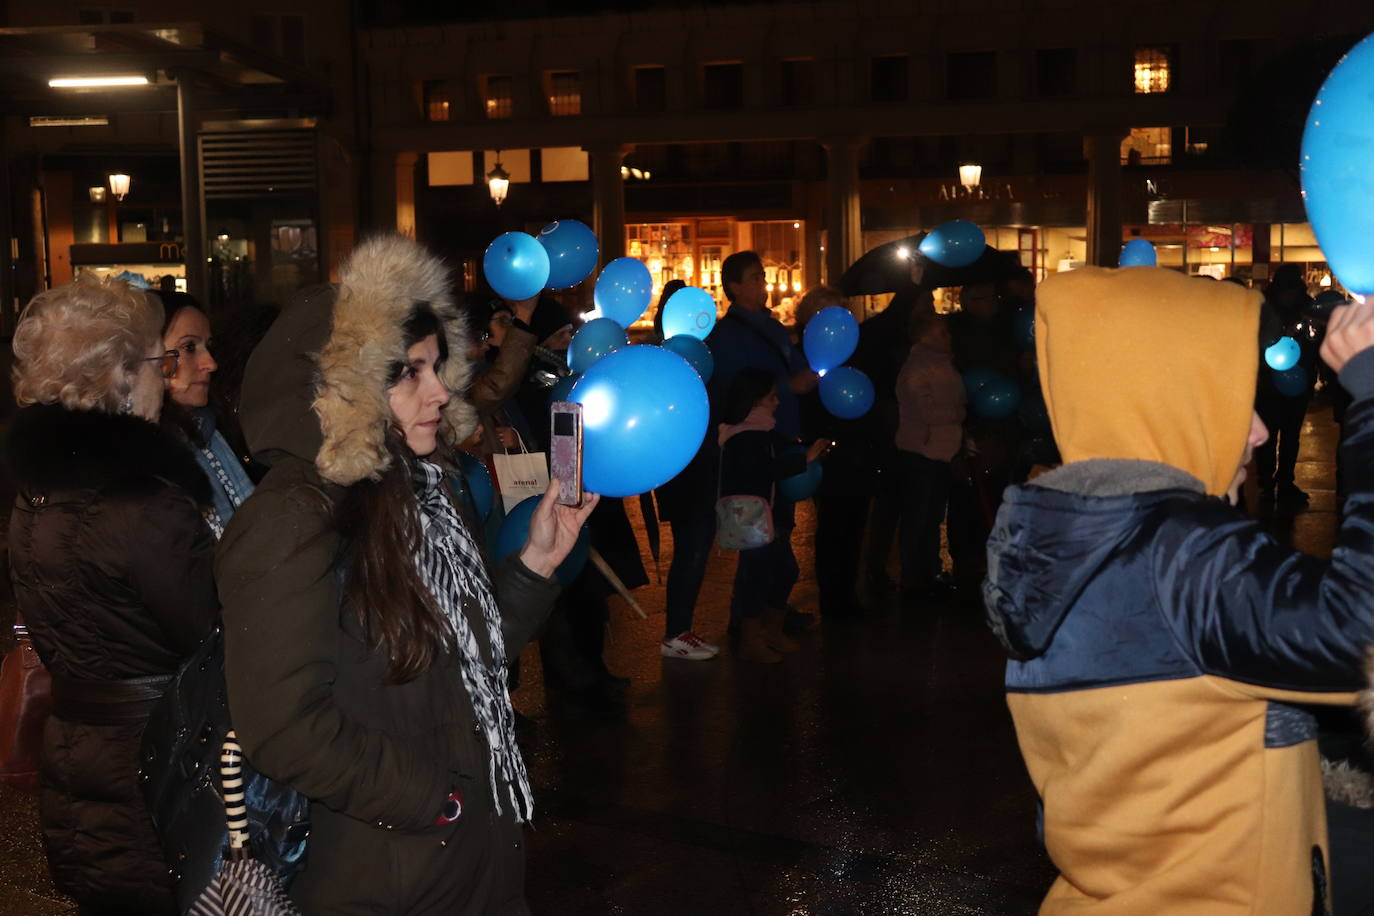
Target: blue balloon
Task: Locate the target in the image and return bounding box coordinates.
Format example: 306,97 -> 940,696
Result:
538,219 -> 599,290
662,335 -> 714,382
483,232 -> 551,301
1119,238 -> 1158,268
567,317 -> 627,374
547,373 -> 580,407
1273,365 -> 1310,398
972,376 -> 1022,419
594,257 -> 654,327
918,220 -> 986,268
1301,31 -> 1374,295
803,306 -> 860,374
1264,336 -> 1301,371
570,346 -> 710,498
493,494 -> 589,586
1013,306 -> 1036,351
777,451 -> 823,502
452,452 -> 494,521
962,368 -> 1000,398
662,286 -> 718,340
818,366 -> 875,420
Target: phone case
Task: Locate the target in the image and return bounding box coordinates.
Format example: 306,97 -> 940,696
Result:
549,402 -> 583,507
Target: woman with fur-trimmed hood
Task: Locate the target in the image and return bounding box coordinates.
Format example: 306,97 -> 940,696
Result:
217,235 -> 596,914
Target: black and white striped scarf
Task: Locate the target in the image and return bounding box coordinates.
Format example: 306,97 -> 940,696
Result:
411,459 -> 533,822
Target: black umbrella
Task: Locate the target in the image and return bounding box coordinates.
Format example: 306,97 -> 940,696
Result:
837,233 -> 1019,296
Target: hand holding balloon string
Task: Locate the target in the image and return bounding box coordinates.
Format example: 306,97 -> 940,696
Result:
520,477 -> 600,579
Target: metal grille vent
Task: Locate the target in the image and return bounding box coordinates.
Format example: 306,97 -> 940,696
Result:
199,130 -> 317,200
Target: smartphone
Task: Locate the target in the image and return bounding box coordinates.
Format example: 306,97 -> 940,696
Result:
549,401 -> 584,507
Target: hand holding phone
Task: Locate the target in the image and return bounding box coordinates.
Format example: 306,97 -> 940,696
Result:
549,401 -> 584,507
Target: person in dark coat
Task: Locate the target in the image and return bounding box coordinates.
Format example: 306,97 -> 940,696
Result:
216,236 -> 596,914
5,275 -> 218,915
1254,264 -> 1318,506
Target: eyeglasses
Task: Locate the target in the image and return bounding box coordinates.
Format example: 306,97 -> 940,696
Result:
143,350 -> 180,379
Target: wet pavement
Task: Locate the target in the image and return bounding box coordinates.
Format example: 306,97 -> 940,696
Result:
0,397 -> 1346,916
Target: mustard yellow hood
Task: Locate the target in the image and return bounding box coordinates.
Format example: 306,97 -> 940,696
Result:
1035,267 -> 1261,496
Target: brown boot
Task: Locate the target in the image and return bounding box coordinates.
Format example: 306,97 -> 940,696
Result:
738,618 -> 782,663
761,607 -> 799,653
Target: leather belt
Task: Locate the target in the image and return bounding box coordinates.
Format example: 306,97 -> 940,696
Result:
50,673 -> 172,725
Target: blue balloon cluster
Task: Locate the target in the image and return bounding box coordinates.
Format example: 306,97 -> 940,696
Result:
919,220 -> 986,268
818,366 -> 875,420
538,220 -> 599,290
803,306 -> 860,374
662,286 -> 717,340
568,317 -> 628,374
571,345 -> 710,497
1119,238 -> 1158,268
484,232 -> 550,301
594,258 -> 654,327
1301,31 -> 1374,295
662,334 -> 714,382
494,494 -> 589,586
1264,336 -> 1300,372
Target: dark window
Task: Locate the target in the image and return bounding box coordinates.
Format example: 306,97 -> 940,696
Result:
280,15 -> 306,65
77,9 -> 104,24
634,66 -> 667,112
948,51 -> 997,100
484,75 -> 513,119
251,15 -> 274,51
1036,48 -> 1077,97
547,71 -> 581,116
108,9 -> 133,23
781,59 -> 815,106
423,80 -> 451,122
871,55 -> 909,103
702,63 -> 744,109
1216,40 -> 1253,92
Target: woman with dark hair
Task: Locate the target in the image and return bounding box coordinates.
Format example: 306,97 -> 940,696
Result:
6,275 -> 217,914
217,236 -> 595,913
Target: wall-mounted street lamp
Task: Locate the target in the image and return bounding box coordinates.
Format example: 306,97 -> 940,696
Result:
88,186 -> 106,204
108,173 -> 131,201
486,154 -> 510,207
959,163 -> 983,192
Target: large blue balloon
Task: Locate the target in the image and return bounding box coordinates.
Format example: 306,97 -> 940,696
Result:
570,346 -> 710,497
538,219 -> 599,290
452,452 -> 494,521
818,366 -> 875,419
1119,238 -> 1158,267
662,334 -> 714,382
493,494 -> 589,586
972,376 -> 1022,419
484,232 -> 550,301
802,306 -> 860,374
918,220 -> 986,268
1264,336 -> 1301,371
1013,306 -> 1036,351
661,286 -> 717,340
568,317 -> 627,374
1301,31 -> 1374,295
962,368 -> 1000,398
593,257 -> 654,327
777,449 -> 823,502
1273,365 -> 1310,398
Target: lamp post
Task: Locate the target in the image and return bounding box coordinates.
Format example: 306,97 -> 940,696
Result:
486,154 -> 510,207
107,173 -> 131,201
959,163 -> 982,193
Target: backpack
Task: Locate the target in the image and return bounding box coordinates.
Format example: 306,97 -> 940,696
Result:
139,624 -> 310,913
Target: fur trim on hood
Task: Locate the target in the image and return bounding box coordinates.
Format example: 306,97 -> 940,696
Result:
312,235 -> 476,486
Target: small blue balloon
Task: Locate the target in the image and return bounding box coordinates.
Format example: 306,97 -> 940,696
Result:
1013,306 -> 1036,351
777,451 -> 823,502
538,219 -> 599,290
662,335 -> 714,382
568,317 -> 628,374
972,376 -> 1022,419
962,368 -> 1000,399
1301,31 -> 1374,295
483,232 -> 551,301
494,494 -> 589,586
547,373 -> 580,407
1264,336 -> 1301,371
803,306 -> 860,374
452,452 -> 494,521
1273,365 -> 1310,398
918,220 -> 986,268
570,345 -> 710,498
1119,238 -> 1158,268
661,286 -> 718,340
594,257 -> 654,327
818,366 -> 875,420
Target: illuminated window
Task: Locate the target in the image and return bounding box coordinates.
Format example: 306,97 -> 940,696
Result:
423,81 -> 451,122
547,71 -> 581,116
1134,47 -> 1171,94
1121,127 -> 1172,165
483,75 -> 513,120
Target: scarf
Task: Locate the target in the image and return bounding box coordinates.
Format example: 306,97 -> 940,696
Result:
411,459 -> 533,822
191,409 -> 255,539
717,403 -> 777,446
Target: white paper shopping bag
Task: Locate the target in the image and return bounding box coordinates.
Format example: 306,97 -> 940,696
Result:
491,442 -> 549,514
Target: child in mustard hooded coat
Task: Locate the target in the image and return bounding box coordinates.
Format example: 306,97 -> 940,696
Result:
984,267 -> 1374,914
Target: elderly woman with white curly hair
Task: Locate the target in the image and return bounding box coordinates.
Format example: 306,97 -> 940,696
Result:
5,274 -> 218,915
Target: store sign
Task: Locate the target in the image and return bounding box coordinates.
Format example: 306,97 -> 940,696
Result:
70,242 -> 186,265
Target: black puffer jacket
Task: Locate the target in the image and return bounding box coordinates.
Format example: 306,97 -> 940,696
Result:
6,404 -> 217,914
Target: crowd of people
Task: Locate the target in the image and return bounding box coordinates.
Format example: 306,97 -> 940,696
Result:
5,229 -> 1374,914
